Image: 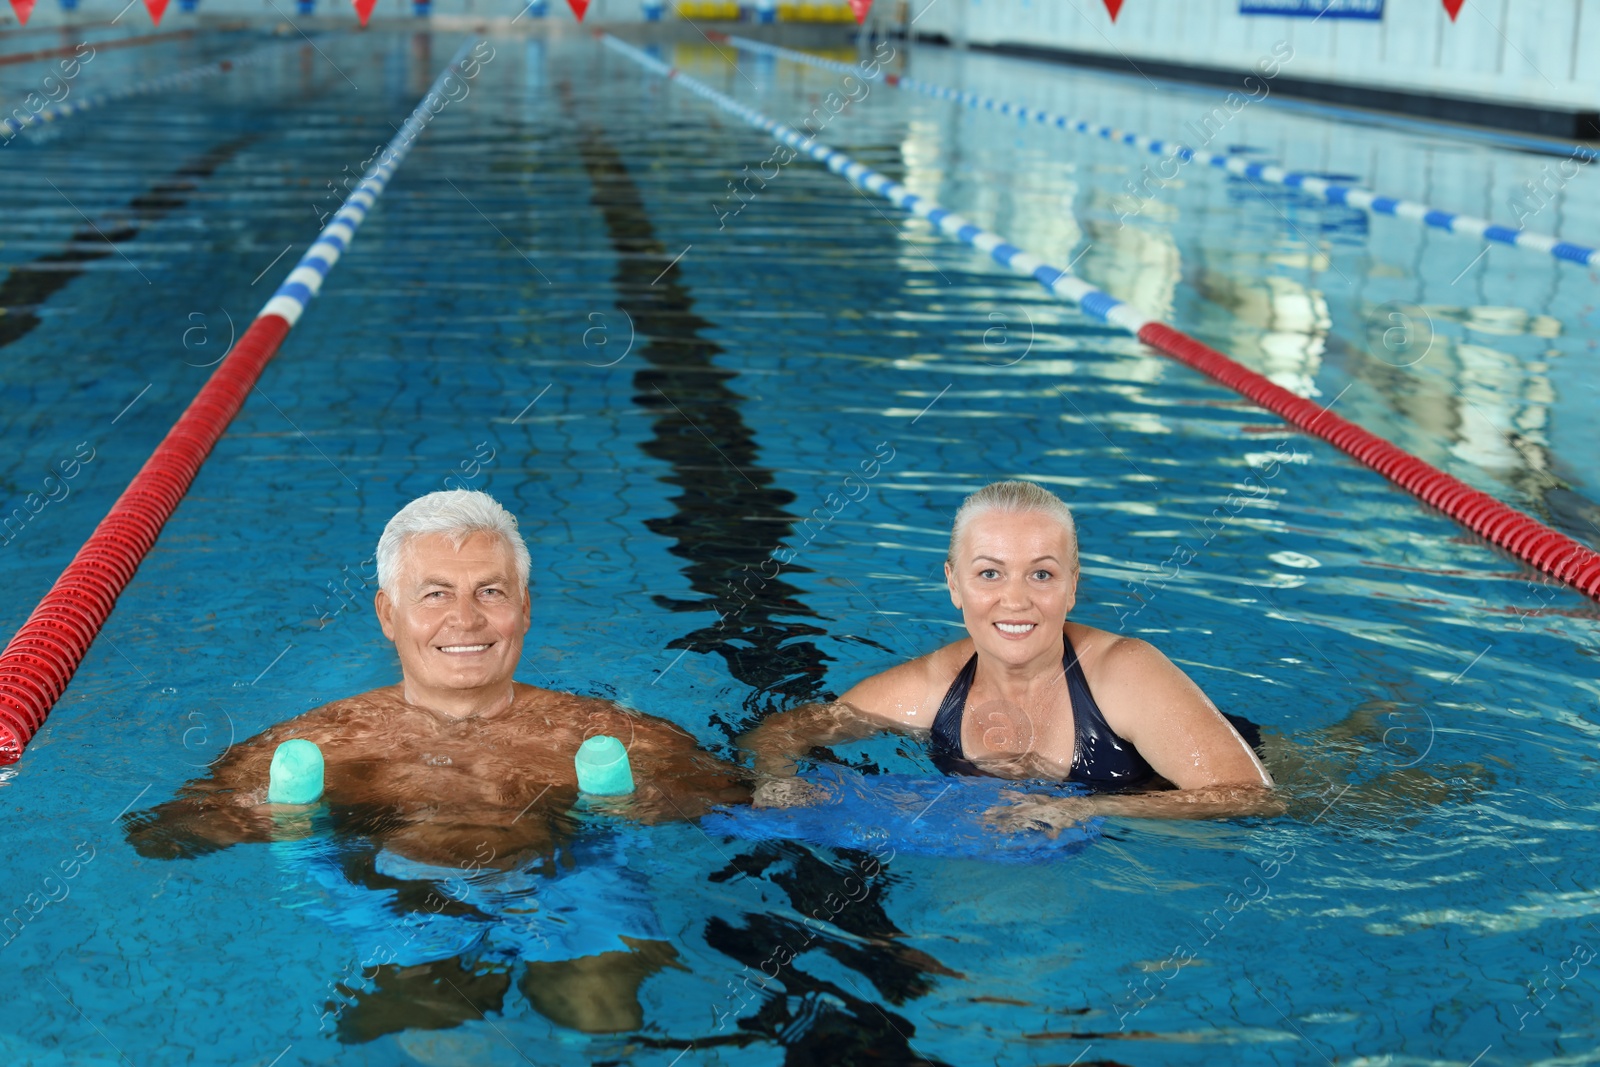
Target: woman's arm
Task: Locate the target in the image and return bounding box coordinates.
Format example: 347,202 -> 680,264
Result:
989,783 -> 1285,834
738,651 -> 947,774
733,656 -> 944,807
1090,637 -> 1273,793
736,701 -> 910,809
737,701 -> 900,779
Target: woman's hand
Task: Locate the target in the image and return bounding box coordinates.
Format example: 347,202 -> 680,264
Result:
750,775 -> 828,810
984,791 -> 1100,836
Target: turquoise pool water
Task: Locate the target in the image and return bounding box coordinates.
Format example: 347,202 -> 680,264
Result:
0,22 -> 1597,1066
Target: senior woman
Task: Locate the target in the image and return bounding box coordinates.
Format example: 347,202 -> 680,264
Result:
740,481 -> 1278,828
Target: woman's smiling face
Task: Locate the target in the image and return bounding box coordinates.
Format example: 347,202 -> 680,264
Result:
946,509 -> 1077,665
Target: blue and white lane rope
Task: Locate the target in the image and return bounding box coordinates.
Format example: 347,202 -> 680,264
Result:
260,39 -> 478,325
600,36 -> 1154,335
727,35 -> 1599,271
1,39 -> 300,142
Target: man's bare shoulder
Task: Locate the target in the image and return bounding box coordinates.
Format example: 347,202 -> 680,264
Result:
839,637 -> 974,726
508,682 -> 621,724
249,687 -> 406,749
509,683 -> 687,738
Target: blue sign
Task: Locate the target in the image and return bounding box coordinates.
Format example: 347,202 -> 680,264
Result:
1239,0 -> 1384,18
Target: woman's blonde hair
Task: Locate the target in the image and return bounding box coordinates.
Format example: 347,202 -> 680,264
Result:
947,480 -> 1078,574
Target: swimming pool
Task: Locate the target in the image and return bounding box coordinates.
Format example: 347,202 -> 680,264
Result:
1,21 -> 1597,1066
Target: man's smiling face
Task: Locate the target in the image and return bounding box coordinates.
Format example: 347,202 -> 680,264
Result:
375,531 -> 530,709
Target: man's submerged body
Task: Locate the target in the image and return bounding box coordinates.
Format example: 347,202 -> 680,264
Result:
130,682 -> 749,868
122,493 -> 753,1036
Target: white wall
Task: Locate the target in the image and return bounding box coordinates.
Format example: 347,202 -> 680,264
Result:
915,0 -> 1599,111
6,0 -> 1595,113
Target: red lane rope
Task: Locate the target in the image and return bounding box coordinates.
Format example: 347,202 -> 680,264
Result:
0,315 -> 290,762
0,27 -> 215,67
1138,323 -> 1600,600
0,40 -> 482,765
608,32 -> 1600,606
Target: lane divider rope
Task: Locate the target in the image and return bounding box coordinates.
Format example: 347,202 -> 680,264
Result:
3,37 -> 300,141
0,26 -> 220,68
0,41 -> 477,765
726,35 -> 1599,272
601,34 -> 1600,607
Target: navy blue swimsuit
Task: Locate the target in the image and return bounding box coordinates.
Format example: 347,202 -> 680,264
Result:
929,631 -> 1263,793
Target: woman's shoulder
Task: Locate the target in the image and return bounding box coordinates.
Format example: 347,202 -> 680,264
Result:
838,636 -> 974,726
1066,622 -> 1166,678
1068,623 -> 1209,726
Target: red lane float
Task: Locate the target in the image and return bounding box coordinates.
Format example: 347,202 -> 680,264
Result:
1138,323 -> 1600,599
0,40 -> 486,764
603,33 -> 1600,606
0,27 -> 207,67
0,316 -> 291,760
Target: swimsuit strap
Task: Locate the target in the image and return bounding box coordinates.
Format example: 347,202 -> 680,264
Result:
1062,629 -> 1159,790
929,652 -> 977,760
1060,629 -> 1095,760
930,634 -> 1262,790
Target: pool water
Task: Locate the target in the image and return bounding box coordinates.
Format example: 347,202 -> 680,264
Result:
0,21 -> 1597,1067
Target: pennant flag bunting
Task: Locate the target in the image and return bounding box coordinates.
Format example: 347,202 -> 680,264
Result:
353,0 -> 375,24
9,0 -> 34,24
144,0 -> 168,22
848,0 -> 871,23
1103,0 -> 1123,21
1442,0 -> 1464,20
567,0 -> 588,19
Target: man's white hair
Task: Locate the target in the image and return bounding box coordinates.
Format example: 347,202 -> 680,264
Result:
948,480 -> 1079,574
376,490 -> 531,596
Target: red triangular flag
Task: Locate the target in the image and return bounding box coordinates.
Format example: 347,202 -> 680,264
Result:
567,0 -> 588,19
848,0 -> 871,23
144,0 -> 167,23
1441,0 -> 1464,20
352,0 -> 375,25
8,0 -> 34,25
1103,0 -> 1124,20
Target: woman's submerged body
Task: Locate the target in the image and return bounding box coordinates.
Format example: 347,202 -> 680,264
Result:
930,625 -> 1168,791
741,491 -> 1279,827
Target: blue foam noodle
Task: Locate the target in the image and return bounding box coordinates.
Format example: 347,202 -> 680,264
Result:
700,766 -> 1101,865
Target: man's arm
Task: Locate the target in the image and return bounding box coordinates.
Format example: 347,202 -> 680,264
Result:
578,706 -> 754,822
122,710 -> 342,858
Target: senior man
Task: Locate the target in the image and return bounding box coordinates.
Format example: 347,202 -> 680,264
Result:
126,490 -> 749,1037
